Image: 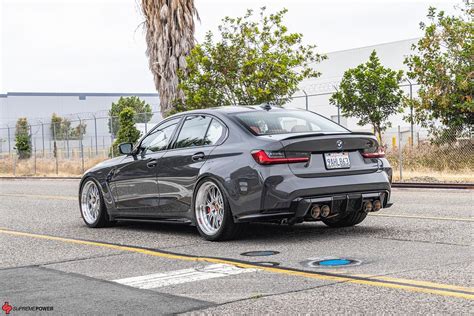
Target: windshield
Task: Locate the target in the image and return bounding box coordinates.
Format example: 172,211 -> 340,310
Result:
233,110 -> 349,135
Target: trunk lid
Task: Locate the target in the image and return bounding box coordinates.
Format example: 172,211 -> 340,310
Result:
280,133 -> 381,178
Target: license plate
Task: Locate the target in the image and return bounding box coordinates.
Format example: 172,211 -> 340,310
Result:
324,152 -> 351,169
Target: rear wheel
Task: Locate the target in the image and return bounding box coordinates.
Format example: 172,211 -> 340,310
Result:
322,211 -> 367,227
80,179 -> 114,228
194,179 -> 243,241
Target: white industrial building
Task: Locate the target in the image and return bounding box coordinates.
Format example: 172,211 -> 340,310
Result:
0,38 -> 420,153
288,38 -> 419,131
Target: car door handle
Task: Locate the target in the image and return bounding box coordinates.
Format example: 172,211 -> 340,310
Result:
192,152 -> 205,161
147,159 -> 158,168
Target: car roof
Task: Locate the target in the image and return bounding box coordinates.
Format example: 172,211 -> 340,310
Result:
167,105 -> 296,119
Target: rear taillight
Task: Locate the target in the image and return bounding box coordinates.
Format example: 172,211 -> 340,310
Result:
361,147 -> 385,158
251,150 -> 310,165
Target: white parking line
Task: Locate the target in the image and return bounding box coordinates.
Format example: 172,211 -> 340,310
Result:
113,264 -> 257,289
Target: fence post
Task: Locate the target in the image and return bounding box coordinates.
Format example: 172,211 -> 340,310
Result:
7,125 -> 11,156
302,90 -> 308,111
332,85 -> 341,124
144,112 -> 148,134
78,116 -> 85,173
398,125 -> 403,181
94,115 -> 98,155
53,122 -> 58,175
33,137 -> 37,175
406,78 -> 414,149
29,124 -> 34,175
12,151 -> 16,176
41,122 -> 45,158
66,126 -> 70,159
337,105 -> 341,124
110,115 -> 115,158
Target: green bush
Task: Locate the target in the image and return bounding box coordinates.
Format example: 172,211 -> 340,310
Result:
50,113 -> 86,140
111,107 -> 141,157
15,117 -> 31,159
109,96 -> 152,136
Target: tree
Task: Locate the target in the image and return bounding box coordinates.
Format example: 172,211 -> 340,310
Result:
111,107 -> 141,157
15,117 -> 31,159
404,1 -> 473,135
50,113 -> 87,140
109,96 -> 152,136
330,50 -> 404,143
141,0 -> 199,116
176,7 -> 325,112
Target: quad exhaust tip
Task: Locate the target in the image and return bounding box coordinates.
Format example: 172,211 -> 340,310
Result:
320,205 -> 331,218
310,205 -> 321,219
364,201 -> 373,212
364,200 -> 382,212
373,200 -> 382,212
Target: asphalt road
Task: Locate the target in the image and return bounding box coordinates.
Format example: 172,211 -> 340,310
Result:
0,179 -> 472,315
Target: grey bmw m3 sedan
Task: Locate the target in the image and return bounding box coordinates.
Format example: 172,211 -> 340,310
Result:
79,105 -> 393,241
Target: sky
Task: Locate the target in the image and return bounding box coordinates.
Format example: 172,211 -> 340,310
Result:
0,0 -> 461,94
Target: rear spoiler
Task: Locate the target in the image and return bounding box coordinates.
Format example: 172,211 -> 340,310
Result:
281,131 -> 376,141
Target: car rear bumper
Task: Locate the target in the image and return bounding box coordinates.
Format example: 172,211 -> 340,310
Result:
233,170 -> 392,223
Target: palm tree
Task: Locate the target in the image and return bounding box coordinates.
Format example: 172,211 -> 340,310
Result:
141,0 -> 199,116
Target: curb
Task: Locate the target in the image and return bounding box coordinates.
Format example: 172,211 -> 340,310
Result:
391,182 -> 474,190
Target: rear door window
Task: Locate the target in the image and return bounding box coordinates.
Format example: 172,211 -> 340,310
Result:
204,119 -> 226,145
175,116 -> 212,149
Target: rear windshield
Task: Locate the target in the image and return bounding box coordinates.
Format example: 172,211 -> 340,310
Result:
233,110 -> 349,135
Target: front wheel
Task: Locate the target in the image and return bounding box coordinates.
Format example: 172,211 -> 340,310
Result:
322,211 -> 367,227
79,178 -> 114,228
194,179 -> 243,241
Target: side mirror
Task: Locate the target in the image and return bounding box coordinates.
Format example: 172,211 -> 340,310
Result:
118,143 -> 133,155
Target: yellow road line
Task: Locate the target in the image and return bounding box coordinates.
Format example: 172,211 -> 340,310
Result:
369,275 -> 474,293
0,228 -> 472,300
0,194 -> 76,201
369,213 -> 474,222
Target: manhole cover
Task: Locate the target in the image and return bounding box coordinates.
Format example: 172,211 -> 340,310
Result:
301,258 -> 361,268
249,261 -> 280,267
240,250 -> 279,257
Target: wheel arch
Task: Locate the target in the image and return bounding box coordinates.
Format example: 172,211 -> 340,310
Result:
191,174 -> 234,222
79,175 -> 114,219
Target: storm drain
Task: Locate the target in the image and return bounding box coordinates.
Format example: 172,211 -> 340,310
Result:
240,250 -> 280,257
301,258 -> 361,268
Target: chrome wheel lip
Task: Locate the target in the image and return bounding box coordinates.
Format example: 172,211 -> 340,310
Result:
80,180 -> 101,225
195,182 -> 224,236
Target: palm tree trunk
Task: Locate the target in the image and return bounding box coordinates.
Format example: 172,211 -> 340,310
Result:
141,0 -> 199,116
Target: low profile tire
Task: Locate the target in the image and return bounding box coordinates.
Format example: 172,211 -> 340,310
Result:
194,179 -> 244,241
79,178 -> 114,228
322,211 -> 367,228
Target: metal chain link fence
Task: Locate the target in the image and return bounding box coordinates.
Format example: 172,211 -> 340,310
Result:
1,107 -> 473,183
0,111 -> 162,176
